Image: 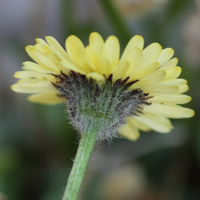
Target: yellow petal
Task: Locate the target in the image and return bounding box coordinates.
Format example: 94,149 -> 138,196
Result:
55,63 -> 69,75
145,103 -> 195,118
11,84 -> 56,93
96,58 -> 112,77
26,45 -> 44,66
138,43 -> 162,68
120,35 -> 144,62
17,79 -> 52,87
160,79 -> 187,87
131,70 -> 166,89
103,36 -> 120,72
87,72 -> 104,81
43,46 -> 70,74
127,117 -> 150,131
129,62 -> 160,80
157,48 -> 174,66
43,45 -> 62,63
89,32 -> 104,57
159,58 -> 178,69
121,47 -> 142,72
35,38 -> 48,45
28,91 -> 65,105
32,47 -> 60,72
113,61 -> 130,81
45,36 -> 70,61
33,43 -> 45,53
60,60 -> 86,74
149,94 -> 192,104
65,35 -> 85,63
85,45 -> 100,67
143,85 -> 179,94
78,56 -> 96,73
14,71 -> 55,81
135,113 -> 173,133
163,66 -> 181,81
176,85 -> 189,94
22,66 -> 31,71
23,62 -> 58,74
118,123 -> 140,141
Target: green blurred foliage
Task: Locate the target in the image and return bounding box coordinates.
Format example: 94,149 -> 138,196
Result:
1,0 -> 200,200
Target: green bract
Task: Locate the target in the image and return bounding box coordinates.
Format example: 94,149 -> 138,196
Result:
52,71 -> 151,141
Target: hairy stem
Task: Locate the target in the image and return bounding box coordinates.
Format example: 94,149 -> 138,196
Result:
62,125 -> 98,200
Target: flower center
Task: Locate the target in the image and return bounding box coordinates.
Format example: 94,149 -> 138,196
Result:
52,71 -> 152,141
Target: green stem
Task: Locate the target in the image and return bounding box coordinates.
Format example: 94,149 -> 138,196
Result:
62,126 -> 98,200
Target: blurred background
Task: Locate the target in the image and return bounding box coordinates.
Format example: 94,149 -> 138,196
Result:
0,0 -> 200,199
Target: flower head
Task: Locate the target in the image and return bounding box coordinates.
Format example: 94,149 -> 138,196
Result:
11,32 -> 194,140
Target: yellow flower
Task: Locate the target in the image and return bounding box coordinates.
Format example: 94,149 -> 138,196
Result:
11,32 -> 194,140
